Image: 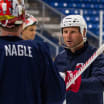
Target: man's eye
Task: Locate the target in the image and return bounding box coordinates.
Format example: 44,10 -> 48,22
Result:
63,31 -> 68,33
71,31 -> 75,34
30,29 -> 34,31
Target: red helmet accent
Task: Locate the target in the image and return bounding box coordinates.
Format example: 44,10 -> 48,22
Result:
0,0 -> 25,28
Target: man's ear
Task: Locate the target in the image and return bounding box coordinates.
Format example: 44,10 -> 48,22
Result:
18,24 -> 24,34
83,29 -> 86,38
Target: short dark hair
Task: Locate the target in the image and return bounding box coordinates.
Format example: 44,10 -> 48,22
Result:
1,24 -> 21,32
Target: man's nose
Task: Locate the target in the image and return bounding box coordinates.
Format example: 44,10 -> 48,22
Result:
67,31 -> 71,37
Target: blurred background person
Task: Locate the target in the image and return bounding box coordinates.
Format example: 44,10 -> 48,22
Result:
21,14 -> 38,40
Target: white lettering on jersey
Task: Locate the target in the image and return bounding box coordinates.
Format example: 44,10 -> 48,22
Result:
12,44 -> 17,56
18,45 -> 24,56
5,44 -> 11,56
28,46 -> 32,57
4,44 -> 32,57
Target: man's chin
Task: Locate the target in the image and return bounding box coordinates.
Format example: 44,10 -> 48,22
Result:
66,45 -> 73,49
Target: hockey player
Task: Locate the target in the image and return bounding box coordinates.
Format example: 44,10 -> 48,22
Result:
21,14 -> 38,40
0,0 -> 66,104
54,15 -> 104,104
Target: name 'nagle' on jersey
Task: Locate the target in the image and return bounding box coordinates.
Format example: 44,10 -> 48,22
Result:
4,44 -> 32,57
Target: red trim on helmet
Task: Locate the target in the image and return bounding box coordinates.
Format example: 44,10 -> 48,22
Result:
0,0 -> 12,16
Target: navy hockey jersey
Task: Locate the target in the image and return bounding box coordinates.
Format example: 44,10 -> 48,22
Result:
55,42 -> 104,104
0,36 -> 65,104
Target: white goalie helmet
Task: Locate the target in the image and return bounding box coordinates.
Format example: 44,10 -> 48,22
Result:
23,14 -> 38,29
60,15 -> 87,42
